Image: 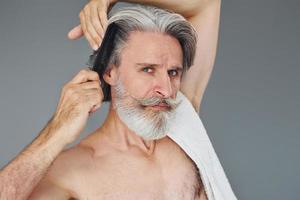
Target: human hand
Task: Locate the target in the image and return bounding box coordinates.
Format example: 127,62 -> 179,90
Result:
68,0 -> 115,50
50,68 -> 103,144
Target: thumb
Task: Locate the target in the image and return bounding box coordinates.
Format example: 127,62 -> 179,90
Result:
68,25 -> 83,40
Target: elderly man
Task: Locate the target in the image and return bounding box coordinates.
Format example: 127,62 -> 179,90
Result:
0,0 -> 223,199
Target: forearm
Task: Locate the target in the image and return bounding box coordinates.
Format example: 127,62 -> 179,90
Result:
0,119 -> 67,200
116,0 -> 219,18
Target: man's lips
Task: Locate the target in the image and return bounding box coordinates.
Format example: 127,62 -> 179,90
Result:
148,103 -> 171,110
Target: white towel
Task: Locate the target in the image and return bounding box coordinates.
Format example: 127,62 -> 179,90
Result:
167,91 -> 238,200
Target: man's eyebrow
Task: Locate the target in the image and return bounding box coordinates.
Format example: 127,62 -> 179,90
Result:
136,63 -> 183,70
136,63 -> 160,68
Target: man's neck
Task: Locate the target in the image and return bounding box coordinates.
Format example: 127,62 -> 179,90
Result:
99,105 -> 156,156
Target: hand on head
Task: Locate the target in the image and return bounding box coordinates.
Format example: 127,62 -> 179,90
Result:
68,0 -> 114,50
52,68 -> 103,144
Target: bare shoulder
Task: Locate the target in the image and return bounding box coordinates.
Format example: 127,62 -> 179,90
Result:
48,144 -> 95,178
46,130 -> 111,180
28,144 -> 95,199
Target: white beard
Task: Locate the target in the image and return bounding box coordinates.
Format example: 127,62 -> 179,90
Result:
112,79 -> 181,141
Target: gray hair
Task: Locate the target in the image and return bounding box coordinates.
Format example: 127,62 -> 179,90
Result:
89,3 -> 197,101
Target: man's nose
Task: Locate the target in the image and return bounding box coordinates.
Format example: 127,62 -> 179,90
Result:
154,73 -> 172,98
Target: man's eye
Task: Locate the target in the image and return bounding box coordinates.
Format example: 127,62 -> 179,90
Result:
168,69 -> 178,76
142,67 -> 153,73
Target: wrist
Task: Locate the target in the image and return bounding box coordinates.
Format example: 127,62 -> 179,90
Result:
39,124 -> 68,151
46,117 -> 73,147
36,117 -> 69,149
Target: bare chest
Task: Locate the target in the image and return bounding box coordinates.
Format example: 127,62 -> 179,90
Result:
70,138 -> 204,200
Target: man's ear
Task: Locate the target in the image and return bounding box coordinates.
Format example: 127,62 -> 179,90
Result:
103,65 -> 118,86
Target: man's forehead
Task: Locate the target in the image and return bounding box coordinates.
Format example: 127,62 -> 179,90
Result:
120,31 -> 183,66
125,31 -> 181,49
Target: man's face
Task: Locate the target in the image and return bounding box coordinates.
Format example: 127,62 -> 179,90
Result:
111,31 -> 183,140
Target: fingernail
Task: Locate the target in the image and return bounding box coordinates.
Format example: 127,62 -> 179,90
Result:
93,45 -> 98,50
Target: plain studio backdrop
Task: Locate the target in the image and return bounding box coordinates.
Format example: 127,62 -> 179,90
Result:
0,0 -> 299,199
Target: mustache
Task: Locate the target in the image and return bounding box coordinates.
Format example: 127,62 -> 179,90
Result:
136,96 -> 181,110
114,79 -> 181,111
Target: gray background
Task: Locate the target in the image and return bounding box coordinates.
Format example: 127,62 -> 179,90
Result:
0,0 -> 299,199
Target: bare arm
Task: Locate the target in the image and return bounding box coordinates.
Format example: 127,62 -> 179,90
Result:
180,1 -> 221,113
69,0 -> 221,113
0,69 -> 103,200
0,121 -> 67,200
